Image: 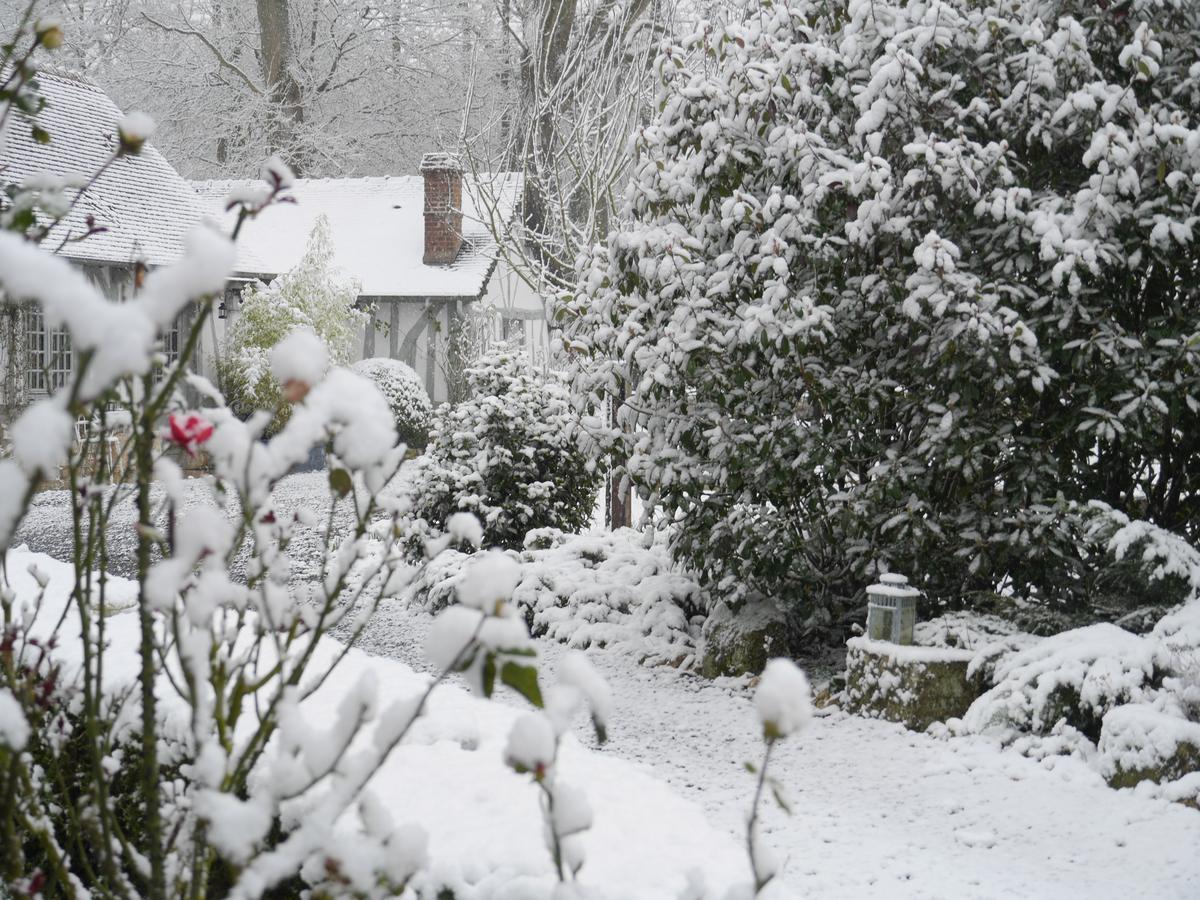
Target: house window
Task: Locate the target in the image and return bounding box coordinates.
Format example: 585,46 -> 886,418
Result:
502,316 -> 525,346
160,314 -> 181,368
25,307 -> 72,393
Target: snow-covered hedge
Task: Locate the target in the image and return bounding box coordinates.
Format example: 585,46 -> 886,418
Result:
561,0 -> 1200,631
405,349 -> 599,553
961,624 -> 1159,742
406,527 -> 706,667
954,601 -> 1200,794
352,357 -> 432,450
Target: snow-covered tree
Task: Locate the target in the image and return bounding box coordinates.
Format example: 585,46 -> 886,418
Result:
7,0 -> 490,177
563,0 -> 1200,633
220,214 -> 365,434
406,348 -> 598,553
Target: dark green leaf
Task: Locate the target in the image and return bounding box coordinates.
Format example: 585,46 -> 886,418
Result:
481,652 -> 496,698
328,468 -> 352,496
500,661 -> 543,708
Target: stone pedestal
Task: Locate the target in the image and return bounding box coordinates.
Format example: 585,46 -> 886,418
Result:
845,637 -> 983,731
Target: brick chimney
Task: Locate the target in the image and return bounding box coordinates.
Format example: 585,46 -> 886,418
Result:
420,152 -> 463,265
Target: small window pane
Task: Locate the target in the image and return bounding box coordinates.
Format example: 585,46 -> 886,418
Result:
25,307 -> 72,393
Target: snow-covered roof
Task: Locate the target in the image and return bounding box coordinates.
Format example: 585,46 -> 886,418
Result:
192,174 -> 521,299
0,70 -> 211,268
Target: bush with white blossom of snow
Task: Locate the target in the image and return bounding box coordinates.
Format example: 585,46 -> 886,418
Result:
404,348 -> 599,555
955,594 -> 1200,791
405,527 -> 707,667
220,213 -> 366,435
351,356 -> 433,450
561,0 -> 1200,637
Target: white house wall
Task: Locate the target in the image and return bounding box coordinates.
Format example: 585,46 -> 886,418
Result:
476,258 -> 551,362
359,298 -> 455,404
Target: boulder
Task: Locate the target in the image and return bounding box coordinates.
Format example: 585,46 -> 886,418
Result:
700,601 -> 794,678
844,637 -> 984,731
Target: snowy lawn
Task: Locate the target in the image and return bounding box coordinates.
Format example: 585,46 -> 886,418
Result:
359,601 -> 1200,900
12,474 -> 1200,898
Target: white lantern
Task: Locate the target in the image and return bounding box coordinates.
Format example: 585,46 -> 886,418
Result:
866,573 -> 919,644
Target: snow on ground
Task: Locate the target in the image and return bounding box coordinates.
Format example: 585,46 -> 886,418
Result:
3,544 -> 749,899
358,599 -> 1200,900
12,473 -> 1200,898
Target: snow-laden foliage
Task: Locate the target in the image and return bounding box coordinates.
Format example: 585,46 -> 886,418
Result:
351,356 -> 433,450
961,595 -> 1200,774
562,0 -> 1200,631
406,527 -> 706,667
220,214 -> 366,435
405,349 -> 599,554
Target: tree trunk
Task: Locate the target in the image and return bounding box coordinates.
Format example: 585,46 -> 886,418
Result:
606,391 -> 631,529
256,0 -> 305,172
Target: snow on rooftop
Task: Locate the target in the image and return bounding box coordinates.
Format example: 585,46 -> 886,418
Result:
0,70 -> 214,268
192,173 -> 521,299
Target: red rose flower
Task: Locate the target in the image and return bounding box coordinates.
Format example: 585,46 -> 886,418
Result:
167,413 -> 214,456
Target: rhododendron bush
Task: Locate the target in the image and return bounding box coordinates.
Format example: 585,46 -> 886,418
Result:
561,0 -> 1200,635
404,349 -> 599,554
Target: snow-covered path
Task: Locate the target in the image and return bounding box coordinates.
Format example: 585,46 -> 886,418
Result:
358,600 -> 1200,899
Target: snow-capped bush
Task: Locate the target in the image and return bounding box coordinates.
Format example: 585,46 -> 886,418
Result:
405,349 -> 599,553
959,594 -> 1200,771
1098,703 -> 1200,787
562,0 -> 1200,633
221,214 -> 366,435
962,624 -> 1159,743
352,356 -> 433,450
405,527 -> 706,667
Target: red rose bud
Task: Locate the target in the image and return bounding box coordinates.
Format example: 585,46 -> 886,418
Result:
167,413 -> 214,457
282,378 -> 310,403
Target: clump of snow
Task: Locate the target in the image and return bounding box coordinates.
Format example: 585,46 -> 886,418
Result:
505,713 -> 557,776
9,398 -> 73,475
444,512 -> 483,549
270,327 -> 329,388
261,154 -> 296,190
405,528 -> 705,668
117,110 -> 155,141
456,550 -> 522,613
557,651 -> 613,734
192,790 -> 273,864
424,605 -> 483,673
0,687 -> 30,750
117,111 -> 155,153
754,659 -> 813,739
